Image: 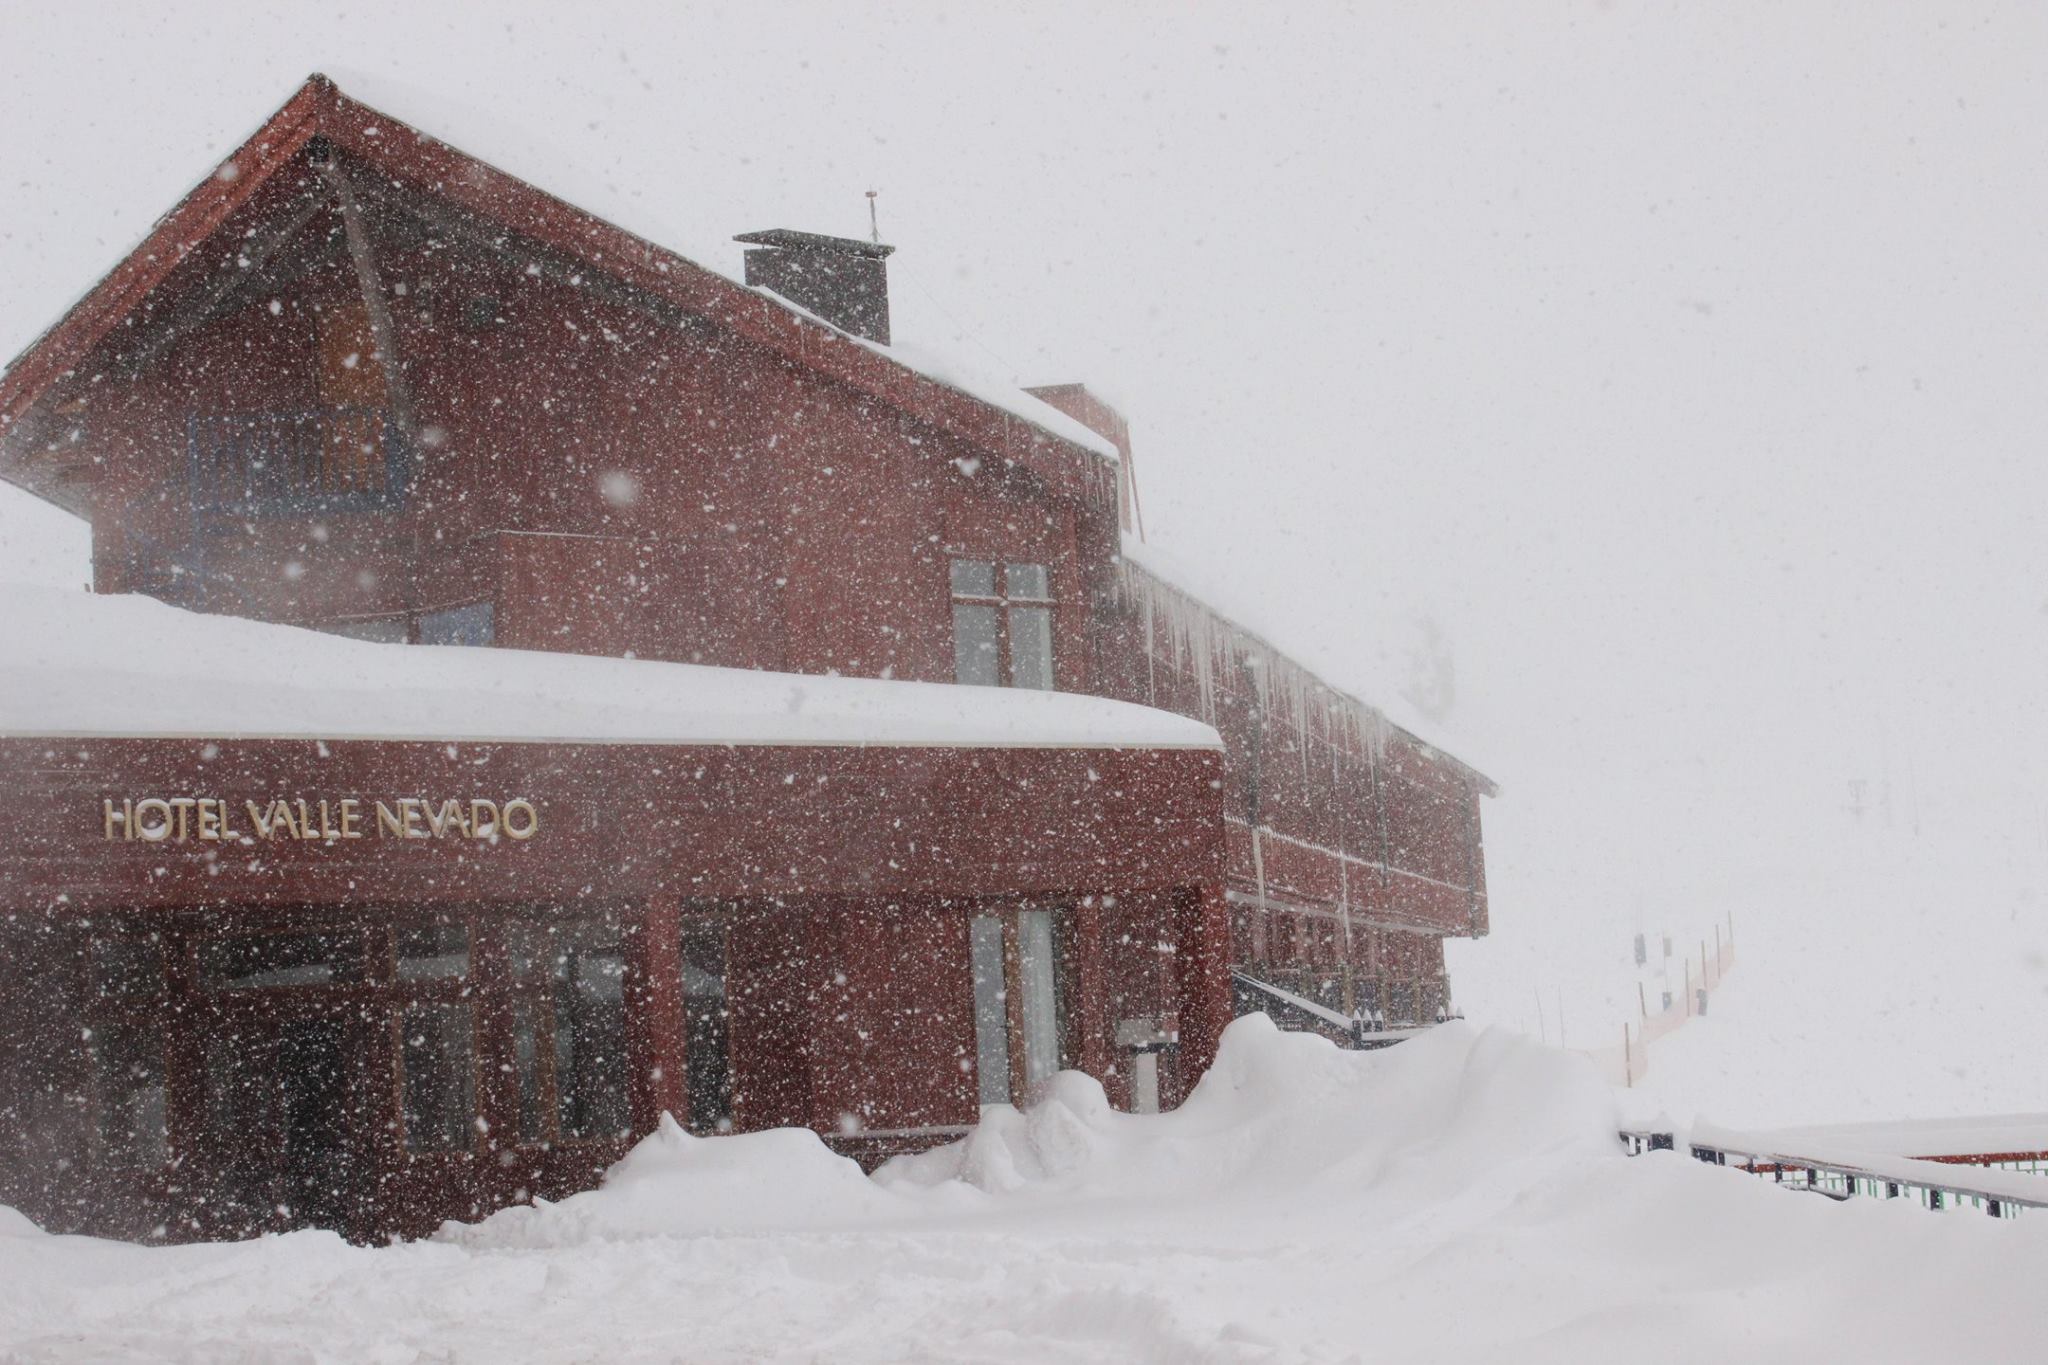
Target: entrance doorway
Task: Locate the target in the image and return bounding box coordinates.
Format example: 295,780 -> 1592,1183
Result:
201,1014 -> 367,1238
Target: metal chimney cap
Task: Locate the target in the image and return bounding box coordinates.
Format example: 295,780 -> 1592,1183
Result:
733,228 -> 895,259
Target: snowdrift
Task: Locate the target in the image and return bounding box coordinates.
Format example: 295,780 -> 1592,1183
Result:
448,1016 -> 1619,1250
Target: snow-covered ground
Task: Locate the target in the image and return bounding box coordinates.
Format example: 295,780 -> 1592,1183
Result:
3,1016 -> 2043,1363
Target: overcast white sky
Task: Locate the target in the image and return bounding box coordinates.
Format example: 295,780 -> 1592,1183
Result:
4,2 -> 2045,1097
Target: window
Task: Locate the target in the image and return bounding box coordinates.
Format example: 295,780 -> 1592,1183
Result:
400,1002 -> 476,1152
950,560 -> 1054,689
968,916 -> 1011,1105
553,924 -> 630,1140
511,1000 -> 547,1144
90,1025 -> 168,1167
418,600 -> 495,647
681,921 -> 733,1135
187,407 -> 399,515
968,908 -> 1067,1106
90,936 -> 165,1001
321,615 -> 409,644
396,922 -> 470,981
203,932 -> 363,989
1015,909 -> 1061,1089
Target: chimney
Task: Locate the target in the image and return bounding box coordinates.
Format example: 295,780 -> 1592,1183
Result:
1023,384 -> 1146,540
734,229 -> 895,345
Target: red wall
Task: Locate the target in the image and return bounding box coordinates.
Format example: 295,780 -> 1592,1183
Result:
64,163 -> 1484,1023
0,733 -> 1226,1239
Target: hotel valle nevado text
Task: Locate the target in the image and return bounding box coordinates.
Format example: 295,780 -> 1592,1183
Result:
100,796 -> 541,844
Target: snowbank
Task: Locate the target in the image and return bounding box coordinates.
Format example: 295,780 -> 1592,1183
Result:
882,1016 -> 1615,1207
444,1118 -> 896,1249
444,1017 -> 1617,1253
0,582 -> 1219,752
3,1017 -> 2047,1361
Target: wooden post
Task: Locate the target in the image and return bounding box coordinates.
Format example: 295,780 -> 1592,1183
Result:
1068,894 -> 1110,1083
319,149 -> 429,621
625,894 -> 689,1133
1173,883 -> 1232,1088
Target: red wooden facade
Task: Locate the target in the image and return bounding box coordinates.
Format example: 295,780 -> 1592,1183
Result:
0,735 -> 1225,1241
0,75 -> 1493,1239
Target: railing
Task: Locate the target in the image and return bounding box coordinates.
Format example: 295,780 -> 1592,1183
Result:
187,407 -> 408,517
1621,1125 -> 2048,1219
1231,968 -> 1451,1050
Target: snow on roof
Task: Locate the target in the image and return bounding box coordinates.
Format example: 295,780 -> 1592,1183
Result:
1118,535 -> 1489,782
0,71 -> 1121,470
772,288 -> 1122,465
0,582 -> 1220,752
1722,1114 -> 2048,1161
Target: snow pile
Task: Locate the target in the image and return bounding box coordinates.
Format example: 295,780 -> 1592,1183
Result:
0,582 -> 1219,751
3,1016 -> 2048,1361
451,1016 -> 1614,1251
446,1118 -> 895,1249
883,1015 -> 1613,1209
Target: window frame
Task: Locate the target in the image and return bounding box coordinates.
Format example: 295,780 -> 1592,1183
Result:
948,558 -> 1056,689
966,902 -> 1074,1107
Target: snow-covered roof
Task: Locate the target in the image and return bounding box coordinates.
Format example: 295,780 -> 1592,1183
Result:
0,73 -> 1120,472
1119,536 -> 1492,786
1723,1114 -> 2048,1161
0,582 -> 1220,752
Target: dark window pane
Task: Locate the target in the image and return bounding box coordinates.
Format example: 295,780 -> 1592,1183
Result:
396,923 -> 470,981
203,932 -> 361,989
401,1002 -> 476,1152
950,559 -> 996,597
1004,562 -> 1050,601
554,927 -> 629,1140
1008,606 -> 1054,690
91,1025 -> 168,1166
418,600 -> 494,647
91,937 -> 165,1000
953,603 -> 1001,686
512,1000 -> 546,1144
322,615 -> 408,643
506,921 -> 550,983
682,923 -> 733,1135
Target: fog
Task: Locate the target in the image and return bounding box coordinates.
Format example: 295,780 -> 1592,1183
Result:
5,1 -> 2044,1113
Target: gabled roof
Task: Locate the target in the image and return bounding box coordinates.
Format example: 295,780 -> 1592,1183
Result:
0,75 -> 1117,508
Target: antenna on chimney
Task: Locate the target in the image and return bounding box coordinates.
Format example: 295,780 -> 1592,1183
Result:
866,189 -> 881,245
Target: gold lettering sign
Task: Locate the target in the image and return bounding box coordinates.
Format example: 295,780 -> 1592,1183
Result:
100,797 -> 540,844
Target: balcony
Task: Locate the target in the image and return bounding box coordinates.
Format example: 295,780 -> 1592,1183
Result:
186,407 -> 409,518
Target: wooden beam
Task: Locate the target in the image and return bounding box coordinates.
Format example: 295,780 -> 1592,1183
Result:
348,170 -> 719,341
321,152 -> 427,618
110,185 -> 334,377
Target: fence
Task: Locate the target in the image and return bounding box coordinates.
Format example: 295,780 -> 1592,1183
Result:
1581,919 -> 1736,1087
1620,1123 -> 2048,1220
187,407 -> 407,516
